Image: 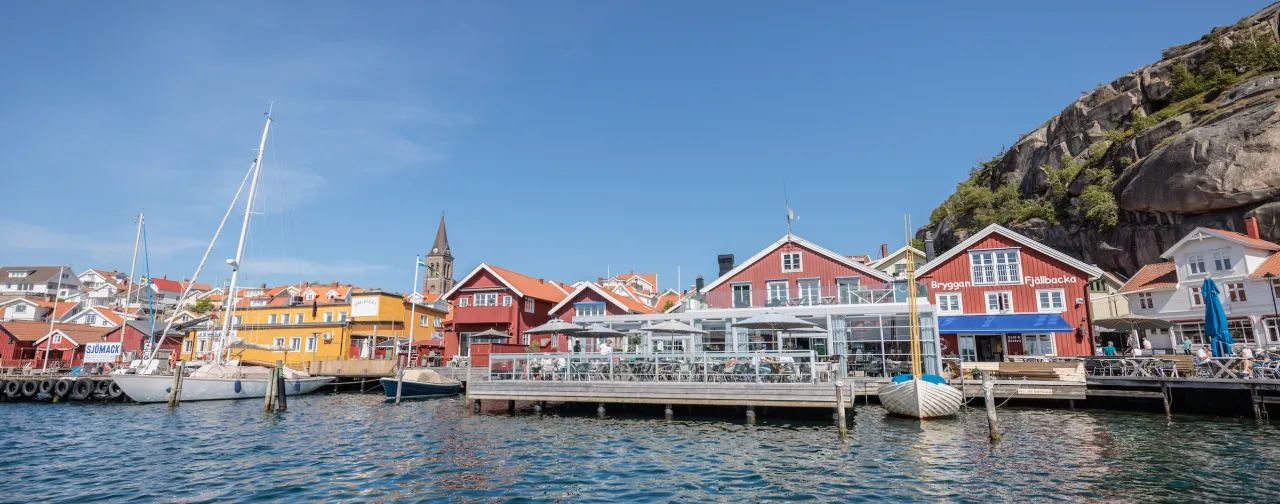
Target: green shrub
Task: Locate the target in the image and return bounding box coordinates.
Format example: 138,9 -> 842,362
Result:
1103,129 -> 1129,143
1081,184 -> 1119,230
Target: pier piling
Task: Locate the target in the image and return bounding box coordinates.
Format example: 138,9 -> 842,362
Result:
472,399 -> 481,413
394,366 -> 405,405
276,361 -> 288,412
168,362 -> 184,408
835,381 -> 848,438
982,372 -> 1001,444
1162,383 -> 1172,421
745,405 -> 756,423
597,402 -> 605,417
664,404 -> 673,419
508,400 -> 515,415
1251,384 -> 1263,422
263,367 -> 277,413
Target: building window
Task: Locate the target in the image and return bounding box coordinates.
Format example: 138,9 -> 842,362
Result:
233,315 -> 243,325
1190,287 -> 1204,306
1036,289 -> 1065,312
894,263 -> 906,275
1137,292 -> 1154,310
305,335 -> 316,352
183,339 -> 193,353
798,279 -> 820,305
575,302 -> 605,318
14,305 -> 26,313
274,337 -> 286,347
290,337 -> 302,351
1024,334 -> 1054,356
502,295 -> 512,307
433,317 -> 442,328
420,315 -> 430,327
458,297 -> 469,308
524,298 -> 535,313
305,292 -> 316,301
1088,279 -> 1108,293
250,300 -> 267,307
781,252 -> 802,272
323,312 -> 333,323
338,311 -> 347,322
985,291 -> 1013,314
86,314 -> 97,325
296,313 -> 304,324
268,314 -> 277,324
474,293 -> 498,307
7,271 -> 26,278
766,281 -> 789,306
1187,253 -> 1206,274
280,314 -> 290,324
936,293 -> 962,314
52,333 -> 62,344
1212,250 -> 1232,271
731,283 -> 752,308
1226,282 -> 1247,302
836,277 -> 862,304
970,249 -> 1020,285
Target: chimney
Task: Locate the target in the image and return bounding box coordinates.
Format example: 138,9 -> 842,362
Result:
331,281 -> 338,288
925,232 -> 936,262
717,254 -> 735,277
695,275 -> 705,293
161,275 -> 167,280
260,283 -> 267,288
1246,216 -> 1261,240
879,244 -> 889,259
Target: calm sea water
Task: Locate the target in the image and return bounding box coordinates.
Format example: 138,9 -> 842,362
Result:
1,394 -> 1277,503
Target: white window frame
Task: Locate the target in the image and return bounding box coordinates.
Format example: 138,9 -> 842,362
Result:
323,312 -> 334,323
936,292 -> 962,314
1227,282 -> 1247,303
502,295 -> 513,307
433,317 -> 442,328
51,333 -> 62,344
305,335 -> 317,352
459,297 -> 469,308
781,252 -> 803,273
474,293 -> 498,307
183,339 -> 193,353
14,305 -> 26,313
524,298 -> 535,313
1137,292 -> 1154,310
1187,253 -> 1207,275
420,315 -> 430,327
274,337 -> 286,348
985,291 -> 1013,314
731,282 -> 752,308
197,339 -> 209,352
290,337 -> 302,351
1036,289 -> 1066,313
296,313 -> 304,324
1211,249 -> 1232,271
797,278 -> 820,305
250,300 -> 267,307
1023,334 -> 1055,356
969,249 -> 1021,286
766,280 -> 789,306
267,314 -> 277,324
1190,287 -> 1204,306
304,291 -> 316,301
575,302 -> 606,318
280,314 -> 290,325
338,311 -> 347,322
233,315 -> 243,325
86,314 -> 97,325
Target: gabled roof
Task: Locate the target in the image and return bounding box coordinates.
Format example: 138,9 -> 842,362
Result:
443,264 -> 569,303
1118,263 -> 1178,293
702,234 -> 895,293
846,255 -> 873,264
654,289 -> 682,310
869,246 -> 925,268
180,280 -> 212,292
549,283 -> 655,316
148,277 -> 183,293
0,266 -> 76,284
0,298 -> 55,311
1249,253 -> 1280,278
1159,227 -> 1280,259
1097,270 -> 1127,289
5,323 -> 111,346
916,224 -> 1104,279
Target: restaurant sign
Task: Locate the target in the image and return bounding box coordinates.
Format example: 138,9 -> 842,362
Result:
83,342 -> 123,363
930,275 -> 1079,291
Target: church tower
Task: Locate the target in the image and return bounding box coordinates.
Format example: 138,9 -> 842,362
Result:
423,215 -> 455,295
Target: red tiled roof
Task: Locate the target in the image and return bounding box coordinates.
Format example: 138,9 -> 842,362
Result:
1203,229 -> 1280,251
1249,253 -> 1280,278
0,321 -> 110,343
602,288 -> 655,314
487,265 -> 569,303
655,290 -> 683,310
846,255 -> 872,264
181,280 -> 212,291
150,277 -> 183,293
1119,263 -> 1178,293
53,303 -> 77,319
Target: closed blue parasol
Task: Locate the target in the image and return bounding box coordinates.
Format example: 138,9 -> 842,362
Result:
1202,279 -> 1235,357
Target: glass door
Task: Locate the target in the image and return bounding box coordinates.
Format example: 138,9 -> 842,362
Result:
959,335 -> 977,362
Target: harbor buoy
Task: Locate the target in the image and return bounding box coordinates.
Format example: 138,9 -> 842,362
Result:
38,379 -> 55,395
70,379 -> 94,401
106,381 -> 123,399
53,379 -> 72,398
21,380 -> 38,397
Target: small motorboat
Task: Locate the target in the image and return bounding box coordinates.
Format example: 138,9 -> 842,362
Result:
381,369 -> 461,401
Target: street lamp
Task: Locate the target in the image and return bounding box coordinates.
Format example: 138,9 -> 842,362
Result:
1266,273 -> 1279,343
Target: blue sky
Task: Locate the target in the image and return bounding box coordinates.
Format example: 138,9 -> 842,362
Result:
1,1 -> 1271,293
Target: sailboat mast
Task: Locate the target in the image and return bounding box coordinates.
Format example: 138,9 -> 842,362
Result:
905,215 -> 923,379
406,257 -> 420,364
120,211 -> 143,361
217,114 -> 273,362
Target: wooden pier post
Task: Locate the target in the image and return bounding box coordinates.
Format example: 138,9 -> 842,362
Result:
1161,383 -> 1172,421
534,402 -> 542,413
745,405 -> 756,423
276,361 -> 288,412
1251,384 -> 1262,422
664,404 -> 673,419
394,367 -> 405,406
472,399 -> 481,413
597,402 -> 606,417
168,361 -> 184,408
508,400 -> 515,415
263,367 -> 277,413
982,372 -> 1001,444
835,381 -> 848,438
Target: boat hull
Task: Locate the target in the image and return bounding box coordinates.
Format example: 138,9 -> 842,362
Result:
380,378 -> 461,400
878,379 -> 963,419
112,374 -> 336,403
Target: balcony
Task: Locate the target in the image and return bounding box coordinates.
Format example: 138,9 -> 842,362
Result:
452,305 -> 512,325
699,283 -> 927,310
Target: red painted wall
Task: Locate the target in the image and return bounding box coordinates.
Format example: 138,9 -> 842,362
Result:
552,289 -> 629,323
705,242 -> 885,306
920,234 -> 1094,357
444,269 -> 560,358
103,326 -> 183,355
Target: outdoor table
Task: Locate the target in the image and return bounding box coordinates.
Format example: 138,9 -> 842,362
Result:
1207,357 -> 1244,378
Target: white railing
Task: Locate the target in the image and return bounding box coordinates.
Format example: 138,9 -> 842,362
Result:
487,351 -> 822,383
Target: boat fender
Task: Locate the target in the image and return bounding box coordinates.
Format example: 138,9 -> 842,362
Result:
95,380 -> 112,394
38,379 -> 55,395
21,380 -> 38,397
70,379 -> 94,401
53,379 -> 72,397
2,380 -> 18,398
234,380 -> 242,393
293,380 -> 300,393
107,381 -> 123,398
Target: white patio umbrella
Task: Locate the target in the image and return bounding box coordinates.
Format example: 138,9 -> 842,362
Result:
578,325 -> 628,338
522,318 -> 584,351
734,312 -> 819,351
639,320 -> 707,353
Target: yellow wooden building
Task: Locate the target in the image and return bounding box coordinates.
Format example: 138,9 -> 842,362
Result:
181,284 -> 447,369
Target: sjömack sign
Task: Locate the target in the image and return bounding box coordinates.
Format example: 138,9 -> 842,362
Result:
83,342 -> 123,363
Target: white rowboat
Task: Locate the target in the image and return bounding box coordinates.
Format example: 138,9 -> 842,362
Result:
878,378 -> 964,419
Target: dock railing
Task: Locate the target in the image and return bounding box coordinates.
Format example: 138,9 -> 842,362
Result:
488,351 -> 821,383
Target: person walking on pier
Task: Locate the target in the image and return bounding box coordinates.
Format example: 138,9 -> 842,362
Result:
1103,342 -> 1116,356
1181,338 -> 1193,355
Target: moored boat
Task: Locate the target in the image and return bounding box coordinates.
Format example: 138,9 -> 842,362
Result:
381,369 -> 461,401
114,364 -> 334,403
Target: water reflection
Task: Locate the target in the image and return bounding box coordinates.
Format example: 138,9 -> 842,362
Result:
0,396 -> 1277,502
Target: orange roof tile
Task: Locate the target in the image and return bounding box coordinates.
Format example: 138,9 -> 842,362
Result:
1249,253 -> 1280,278
602,288 -> 655,314
53,303 -> 77,319
487,265 -> 569,303
1204,229 -> 1280,250
655,290 -> 683,310
0,321 -> 111,342
1119,263 -> 1178,293
181,280 -> 212,292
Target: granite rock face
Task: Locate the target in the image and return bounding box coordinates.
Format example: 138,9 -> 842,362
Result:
922,3 -> 1280,276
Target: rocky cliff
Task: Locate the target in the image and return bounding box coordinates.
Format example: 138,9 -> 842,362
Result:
920,3 -> 1280,276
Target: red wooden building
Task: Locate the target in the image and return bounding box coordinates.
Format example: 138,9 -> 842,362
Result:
915,224 -> 1103,361
101,321 -> 186,357
443,264 -> 572,358
548,283 -> 656,351
700,234 -> 896,309
19,323 -> 113,368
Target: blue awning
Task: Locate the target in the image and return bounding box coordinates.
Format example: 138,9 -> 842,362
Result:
938,314 -> 1074,334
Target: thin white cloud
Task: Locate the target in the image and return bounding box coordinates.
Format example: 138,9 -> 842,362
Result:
239,258 -> 389,279
0,219 -> 205,261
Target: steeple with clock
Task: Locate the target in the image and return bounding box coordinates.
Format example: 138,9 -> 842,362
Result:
423,215 -> 455,295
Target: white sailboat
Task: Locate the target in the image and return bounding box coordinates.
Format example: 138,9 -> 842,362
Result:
113,111 -> 335,403
877,216 -> 963,419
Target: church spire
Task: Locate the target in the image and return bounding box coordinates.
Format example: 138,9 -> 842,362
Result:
430,215 -> 450,257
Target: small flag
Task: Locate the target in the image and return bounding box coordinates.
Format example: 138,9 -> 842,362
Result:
139,276 -> 151,284
416,256 -> 426,267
